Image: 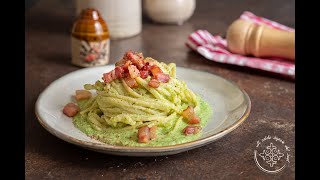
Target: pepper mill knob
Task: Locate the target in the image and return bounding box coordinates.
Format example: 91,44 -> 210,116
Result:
226,19 -> 295,60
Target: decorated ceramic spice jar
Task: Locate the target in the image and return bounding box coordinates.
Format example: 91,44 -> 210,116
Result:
71,8 -> 110,67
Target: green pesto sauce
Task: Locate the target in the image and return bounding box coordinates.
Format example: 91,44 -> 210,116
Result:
73,97 -> 212,146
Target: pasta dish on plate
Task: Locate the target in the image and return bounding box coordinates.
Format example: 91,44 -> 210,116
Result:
62,50 -> 212,146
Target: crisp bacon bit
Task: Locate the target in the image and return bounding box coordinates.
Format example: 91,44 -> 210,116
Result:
128,65 -> 140,78
112,70 -> 116,79
148,78 -> 160,88
122,60 -> 132,69
150,65 -> 170,83
114,66 -> 124,78
138,126 -> 157,143
150,65 -> 163,75
126,50 -> 145,69
63,103 -> 80,117
102,71 -> 114,83
124,76 -> 138,88
75,90 -> 92,101
182,106 -> 195,120
150,126 -> 157,140
102,67 -> 124,83
139,62 -> 151,79
155,73 -> 170,83
189,116 -> 201,124
140,70 -> 149,79
115,58 -> 127,67
183,126 -> 202,136
182,106 -> 201,124
141,62 -> 151,71
115,51 -> 143,68
138,126 -> 150,143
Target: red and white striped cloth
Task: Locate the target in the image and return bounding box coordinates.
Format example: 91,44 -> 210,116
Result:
186,11 -> 295,78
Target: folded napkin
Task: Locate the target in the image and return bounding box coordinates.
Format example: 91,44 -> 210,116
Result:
186,11 -> 295,78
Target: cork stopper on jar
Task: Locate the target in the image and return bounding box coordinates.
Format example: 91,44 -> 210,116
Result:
72,8 -> 109,41
71,8 -> 110,67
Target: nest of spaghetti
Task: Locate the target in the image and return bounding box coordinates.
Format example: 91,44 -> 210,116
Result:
63,50 -> 205,143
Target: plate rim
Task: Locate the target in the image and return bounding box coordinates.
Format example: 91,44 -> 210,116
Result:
35,66 -> 251,153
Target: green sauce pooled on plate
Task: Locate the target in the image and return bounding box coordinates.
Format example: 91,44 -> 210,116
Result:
73,97 -> 212,146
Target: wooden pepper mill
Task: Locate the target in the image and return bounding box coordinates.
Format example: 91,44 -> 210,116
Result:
226,19 -> 295,60
71,8 -> 110,67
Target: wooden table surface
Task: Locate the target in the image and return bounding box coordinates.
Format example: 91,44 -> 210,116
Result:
25,0 -> 295,179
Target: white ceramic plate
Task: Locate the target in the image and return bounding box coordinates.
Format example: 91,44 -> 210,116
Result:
35,66 -> 251,156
